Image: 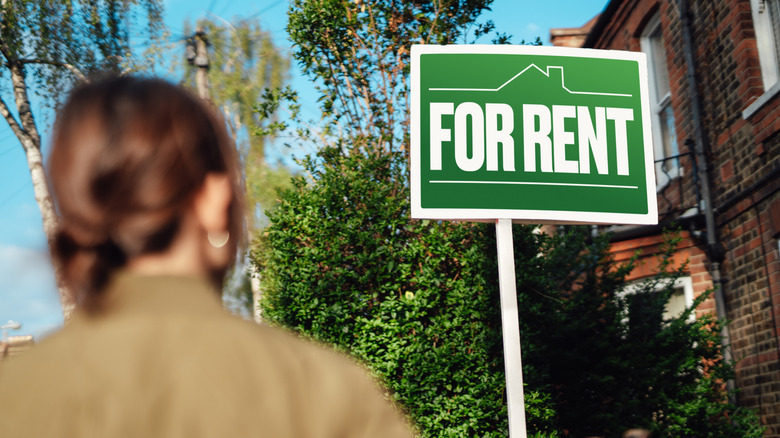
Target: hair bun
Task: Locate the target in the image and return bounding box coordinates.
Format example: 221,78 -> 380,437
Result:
54,228 -> 126,310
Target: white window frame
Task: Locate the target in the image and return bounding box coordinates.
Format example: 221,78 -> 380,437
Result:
620,276 -> 695,323
640,14 -> 680,190
744,0 -> 780,118
751,0 -> 780,89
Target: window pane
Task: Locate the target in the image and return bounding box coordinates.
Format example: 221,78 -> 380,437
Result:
770,0 -> 780,66
650,33 -> 671,99
751,0 -> 780,89
664,287 -> 687,320
659,103 -> 679,172
642,14 -> 679,183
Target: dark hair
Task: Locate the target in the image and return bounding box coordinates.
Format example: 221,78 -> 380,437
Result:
48,76 -> 245,310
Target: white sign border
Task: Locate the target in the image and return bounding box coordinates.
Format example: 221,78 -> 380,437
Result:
410,44 -> 658,225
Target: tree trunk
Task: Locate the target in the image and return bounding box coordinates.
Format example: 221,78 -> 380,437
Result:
5,62 -> 75,320
250,265 -> 262,323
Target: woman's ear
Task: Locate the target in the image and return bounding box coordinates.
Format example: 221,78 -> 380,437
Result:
192,173 -> 232,234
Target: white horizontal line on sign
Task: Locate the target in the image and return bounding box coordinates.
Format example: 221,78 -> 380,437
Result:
429,180 -> 639,189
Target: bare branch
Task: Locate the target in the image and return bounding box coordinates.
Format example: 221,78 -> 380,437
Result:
425,0 -> 443,45
322,46 -> 361,134
0,93 -> 27,142
9,63 -> 40,147
17,58 -> 89,83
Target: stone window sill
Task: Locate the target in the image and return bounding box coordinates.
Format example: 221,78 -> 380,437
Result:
742,81 -> 780,119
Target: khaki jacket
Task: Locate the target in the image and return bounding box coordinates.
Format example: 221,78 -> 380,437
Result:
0,273 -> 414,438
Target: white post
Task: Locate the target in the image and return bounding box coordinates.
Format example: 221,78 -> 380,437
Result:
495,218 -> 527,437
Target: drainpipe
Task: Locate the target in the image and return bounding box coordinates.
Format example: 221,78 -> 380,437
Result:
677,0 -> 736,402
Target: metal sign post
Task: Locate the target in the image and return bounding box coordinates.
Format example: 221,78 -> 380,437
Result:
495,218 -> 526,437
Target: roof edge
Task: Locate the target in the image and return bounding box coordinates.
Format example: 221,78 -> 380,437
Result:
583,0 -> 622,48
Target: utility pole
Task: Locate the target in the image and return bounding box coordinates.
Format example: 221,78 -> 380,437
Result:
187,27 -> 210,101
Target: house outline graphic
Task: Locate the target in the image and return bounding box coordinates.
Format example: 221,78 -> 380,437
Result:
428,64 -> 633,97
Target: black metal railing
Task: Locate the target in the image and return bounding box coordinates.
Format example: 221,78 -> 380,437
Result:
653,147 -> 701,220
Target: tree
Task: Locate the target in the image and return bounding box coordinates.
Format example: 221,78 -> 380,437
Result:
517,229 -> 764,438
256,148 -> 534,437
179,17 -> 293,319
0,0 -> 165,315
180,16 -> 291,231
286,0 -> 505,156
182,18 -> 290,232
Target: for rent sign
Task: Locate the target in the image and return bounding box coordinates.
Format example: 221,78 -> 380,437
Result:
410,45 -> 658,225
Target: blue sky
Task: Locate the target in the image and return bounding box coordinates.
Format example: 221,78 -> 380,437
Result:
0,0 -> 609,340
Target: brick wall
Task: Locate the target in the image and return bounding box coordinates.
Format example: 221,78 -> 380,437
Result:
610,232 -> 715,317
584,0 -> 780,435
682,0 -> 780,432
550,15 -> 600,48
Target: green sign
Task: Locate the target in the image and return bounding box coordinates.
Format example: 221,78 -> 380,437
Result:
410,45 -> 657,225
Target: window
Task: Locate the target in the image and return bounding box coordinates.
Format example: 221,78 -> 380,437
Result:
744,0 -> 780,117
750,0 -> 780,90
621,276 -> 695,323
641,14 -> 679,189
663,277 -> 694,320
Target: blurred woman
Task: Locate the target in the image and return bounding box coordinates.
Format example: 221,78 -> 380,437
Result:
0,76 -> 412,438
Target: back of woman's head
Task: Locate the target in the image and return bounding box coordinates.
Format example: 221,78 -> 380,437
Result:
49,76 -> 244,310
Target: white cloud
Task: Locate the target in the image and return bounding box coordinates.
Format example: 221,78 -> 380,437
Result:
526,22 -> 540,33
0,245 -> 63,340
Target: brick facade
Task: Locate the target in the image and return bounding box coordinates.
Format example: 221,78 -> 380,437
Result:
555,0 -> 780,434
549,15 -> 599,48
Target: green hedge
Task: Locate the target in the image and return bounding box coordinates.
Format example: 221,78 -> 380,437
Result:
254,147 -> 761,438
255,147 -> 536,436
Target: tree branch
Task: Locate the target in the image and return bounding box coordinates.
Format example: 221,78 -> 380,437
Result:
0,93 -> 26,142
17,58 -> 88,83
9,63 -> 41,147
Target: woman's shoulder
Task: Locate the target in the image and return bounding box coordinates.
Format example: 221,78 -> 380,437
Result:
224,319 -> 414,437
211,314 -> 371,380
0,312 -> 414,438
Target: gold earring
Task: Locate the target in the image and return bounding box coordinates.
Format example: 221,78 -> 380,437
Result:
207,231 -> 230,248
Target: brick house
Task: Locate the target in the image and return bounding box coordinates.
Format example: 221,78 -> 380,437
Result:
552,0 -> 780,434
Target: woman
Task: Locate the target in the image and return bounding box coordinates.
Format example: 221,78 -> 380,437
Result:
0,76 -> 413,438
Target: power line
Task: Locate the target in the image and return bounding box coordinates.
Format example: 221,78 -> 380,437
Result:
217,0 -> 237,18
246,0 -> 287,20
0,145 -> 19,157
0,181 -> 30,208
0,130 -> 18,141
206,0 -> 219,16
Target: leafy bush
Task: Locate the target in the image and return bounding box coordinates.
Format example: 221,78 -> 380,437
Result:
520,230 -> 764,438
254,144 -> 762,437
255,147 -> 533,436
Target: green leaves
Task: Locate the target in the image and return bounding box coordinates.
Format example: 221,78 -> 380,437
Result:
521,229 -> 763,437
180,17 -> 292,233
0,0 -> 164,100
254,149 -> 520,437
286,0 -> 498,156
256,175 -> 762,437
